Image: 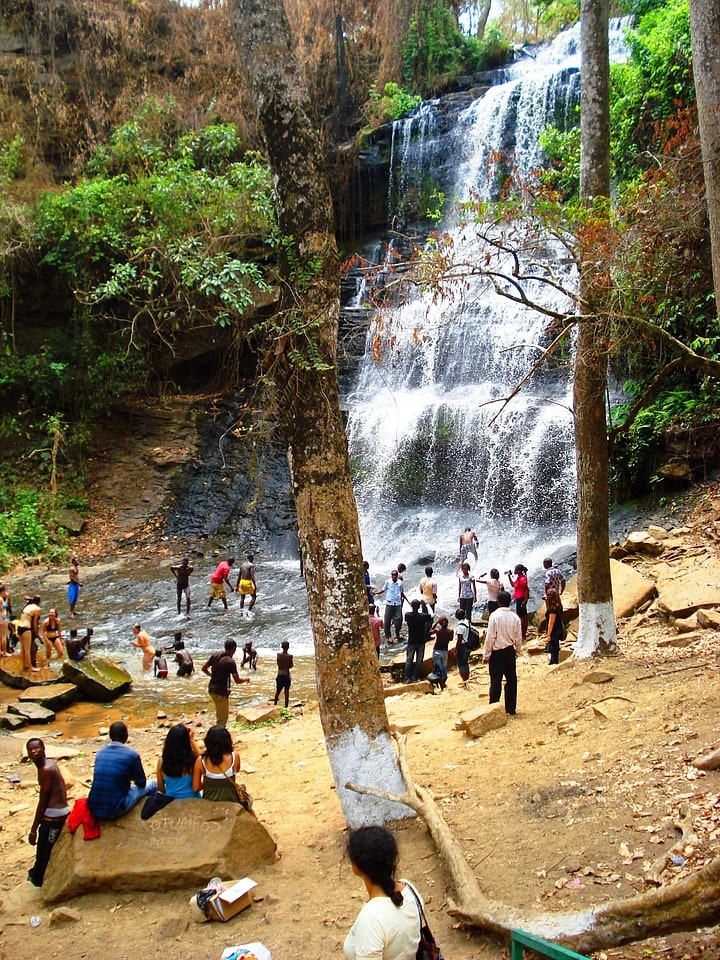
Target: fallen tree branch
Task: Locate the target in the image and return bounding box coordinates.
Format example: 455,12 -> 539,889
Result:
346,733 -> 720,954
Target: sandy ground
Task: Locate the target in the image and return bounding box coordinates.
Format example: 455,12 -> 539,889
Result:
1,466 -> 719,960
1,605 -> 719,960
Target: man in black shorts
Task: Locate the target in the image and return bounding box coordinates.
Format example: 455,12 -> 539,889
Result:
170,558 -> 193,616
273,640 -> 293,708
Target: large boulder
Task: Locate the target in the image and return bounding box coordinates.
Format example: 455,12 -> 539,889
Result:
561,559 -> 656,624
654,554 -> 720,618
61,655 -> 132,700
42,800 -> 277,904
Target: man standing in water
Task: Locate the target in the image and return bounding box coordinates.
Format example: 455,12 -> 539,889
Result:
68,557 -> 81,618
26,738 -> 70,887
235,554 -> 257,612
273,640 -> 293,708
202,639 -> 250,726
207,557 -> 235,611
170,557 -> 193,616
459,528 -> 479,565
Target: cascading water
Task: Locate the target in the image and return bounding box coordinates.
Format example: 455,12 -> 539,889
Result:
346,20 -> 631,602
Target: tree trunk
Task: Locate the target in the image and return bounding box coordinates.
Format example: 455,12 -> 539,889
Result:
348,735 -> 720,954
690,0 -> 720,318
230,0 -> 411,829
573,0 -> 617,659
475,0 -> 492,40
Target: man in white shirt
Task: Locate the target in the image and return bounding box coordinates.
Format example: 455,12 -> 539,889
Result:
374,570 -> 406,644
483,590 -> 523,715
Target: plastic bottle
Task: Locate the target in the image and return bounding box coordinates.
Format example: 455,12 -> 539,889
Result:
29,915 -> 42,928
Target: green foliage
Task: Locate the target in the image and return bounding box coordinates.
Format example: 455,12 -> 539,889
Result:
403,7 -> 510,94
31,103 -> 278,422
533,0 -> 580,33
610,382 -> 720,494
0,135 -> 26,183
537,125 -> 580,199
610,0 -> 693,182
0,489 -> 48,560
369,83 -> 422,122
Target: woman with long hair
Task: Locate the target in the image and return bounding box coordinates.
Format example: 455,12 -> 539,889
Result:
344,825 -> 423,960
157,724 -> 202,798
42,608 -> 64,661
544,587 -> 565,665
192,724 -> 243,803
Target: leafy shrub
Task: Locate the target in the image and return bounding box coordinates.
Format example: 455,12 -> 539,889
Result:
369,83 -> 422,122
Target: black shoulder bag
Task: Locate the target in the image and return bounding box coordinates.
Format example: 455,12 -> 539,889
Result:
405,881 -> 444,960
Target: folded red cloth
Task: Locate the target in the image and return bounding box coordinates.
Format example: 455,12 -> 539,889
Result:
67,796 -> 101,840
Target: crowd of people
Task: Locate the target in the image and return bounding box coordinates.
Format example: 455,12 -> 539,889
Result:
367,538 -> 569,708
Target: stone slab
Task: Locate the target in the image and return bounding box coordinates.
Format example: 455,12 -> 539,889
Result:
0,654 -> 62,691
460,702 -> 507,738
17,683 -> 80,711
8,701 -> 55,723
654,554 -> 720,618
235,705 -> 283,725
42,799 -> 277,904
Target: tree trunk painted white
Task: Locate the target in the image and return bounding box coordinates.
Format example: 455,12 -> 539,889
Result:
574,0 -> 617,659
690,0 -> 720,318
573,599 -> 618,659
231,0 -> 412,828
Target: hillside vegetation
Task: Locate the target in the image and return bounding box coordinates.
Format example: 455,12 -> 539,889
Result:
0,0 -> 718,568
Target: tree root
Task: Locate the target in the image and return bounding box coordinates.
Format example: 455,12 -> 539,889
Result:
346,733 -> 720,954
645,803 -> 698,886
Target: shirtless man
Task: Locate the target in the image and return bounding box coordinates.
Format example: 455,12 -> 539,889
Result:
27,738 -> 70,887
170,557 -> 193,616
235,554 -> 257,611
459,527 -> 479,565
273,640 -> 293,708
68,557 -> 81,618
131,624 -> 155,671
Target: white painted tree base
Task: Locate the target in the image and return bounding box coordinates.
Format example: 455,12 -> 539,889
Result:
574,600 -> 619,659
328,727 -> 415,828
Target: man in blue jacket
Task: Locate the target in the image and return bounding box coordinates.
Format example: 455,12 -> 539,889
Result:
87,721 -> 156,819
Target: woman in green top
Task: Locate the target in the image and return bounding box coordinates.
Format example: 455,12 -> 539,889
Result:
192,725 -> 242,802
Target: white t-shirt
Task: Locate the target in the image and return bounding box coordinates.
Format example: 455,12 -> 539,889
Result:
343,882 -> 422,960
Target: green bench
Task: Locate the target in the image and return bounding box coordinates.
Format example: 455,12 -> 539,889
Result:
510,929 -> 589,960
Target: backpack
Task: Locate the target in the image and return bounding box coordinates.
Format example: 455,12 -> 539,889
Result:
466,625 -> 481,651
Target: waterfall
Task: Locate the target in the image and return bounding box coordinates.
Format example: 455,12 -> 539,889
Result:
346,20 -> 631,596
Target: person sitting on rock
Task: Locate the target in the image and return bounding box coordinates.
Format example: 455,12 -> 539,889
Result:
157,724 -> 201,799
87,721 -> 156,820
66,627 -> 91,661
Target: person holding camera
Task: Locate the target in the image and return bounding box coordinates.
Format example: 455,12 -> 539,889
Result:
507,563 -> 529,641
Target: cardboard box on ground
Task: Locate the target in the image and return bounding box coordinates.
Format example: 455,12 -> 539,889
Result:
207,878 -> 258,922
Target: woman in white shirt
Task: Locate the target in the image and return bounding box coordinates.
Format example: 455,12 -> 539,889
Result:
344,826 -> 422,960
